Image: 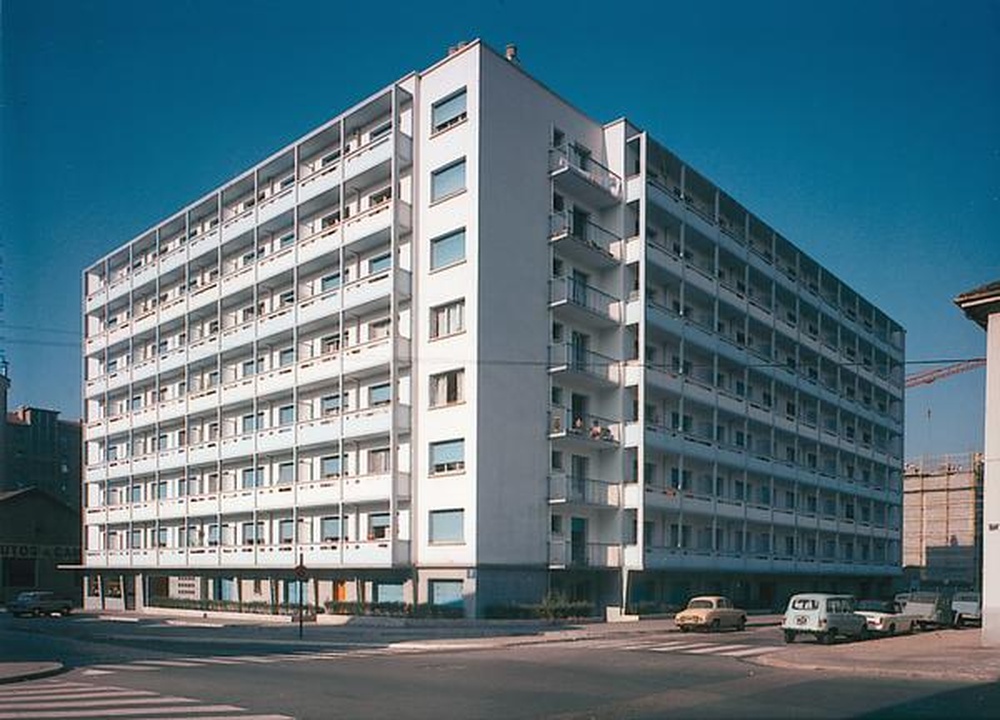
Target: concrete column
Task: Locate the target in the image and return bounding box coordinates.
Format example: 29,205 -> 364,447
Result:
982,314 -> 1000,646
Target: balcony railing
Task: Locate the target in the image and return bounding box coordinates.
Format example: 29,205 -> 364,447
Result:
548,211 -> 618,256
548,343 -> 617,383
548,474 -> 620,506
549,144 -> 621,198
549,276 -> 618,320
549,539 -> 621,568
548,406 -> 620,444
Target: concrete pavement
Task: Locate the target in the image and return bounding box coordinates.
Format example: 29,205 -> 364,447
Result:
3,611 -> 998,685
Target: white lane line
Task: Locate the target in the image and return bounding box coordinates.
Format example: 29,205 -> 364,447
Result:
131,659 -> 204,668
649,642 -> 715,652
0,704 -> 244,719
685,643 -> 752,654
619,641 -> 674,650
80,670 -> 114,676
138,716 -> 292,720
0,683 -> 92,695
637,640 -> 705,651
0,696 -> 197,711
179,657 -> 246,665
0,690 -> 156,703
722,646 -> 782,657
87,664 -> 158,672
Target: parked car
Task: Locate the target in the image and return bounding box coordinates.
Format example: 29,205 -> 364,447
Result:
854,599 -> 916,635
905,591 -> 952,629
782,593 -> 869,644
951,592 -> 982,627
6,591 -> 73,617
675,595 -> 747,632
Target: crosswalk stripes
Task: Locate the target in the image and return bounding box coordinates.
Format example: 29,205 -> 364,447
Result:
0,679 -> 292,720
560,636 -> 784,658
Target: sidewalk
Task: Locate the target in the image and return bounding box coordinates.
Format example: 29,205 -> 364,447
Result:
0,662 -> 65,685
751,627 -> 1000,683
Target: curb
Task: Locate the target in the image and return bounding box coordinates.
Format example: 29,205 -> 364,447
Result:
0,664 -> 67,685
749,651 -> 1000,684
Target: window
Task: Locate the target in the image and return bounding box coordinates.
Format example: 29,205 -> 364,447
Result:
320,394 -> 341,416
242,521 -> 264,545
130,485 -> 143,503
369,252 -> 391,274
368,513 -> 391,541
369,318 -> 391,340
207,524 -> 220,546
369,120 -> 391,141
432,88 -> 467,133
278,347 -> 295,367
242,467 -> 263,489
131,529 -> 143,549
430,299 -> 464,339
278,405 -> 295,426
320,455 -> 343,477
429,509 -> 464,544
242,359 -> 257,377
369,382 -> 391,407
375,582 -> 405,603
321,334 -> 341,354
278,290 -> 295,307
242,413 -> 259,434
431,158 -> 466,202
156,528 -> 168,548
277,462 -> 295,484
430,228 -> 465,270
368,447 -> 391,474
279,519 -> 295,544
430,439 -> 465,474
279,232 -> 295,248
429,369 -> 464,408
321,272 -> 342,293
320,516 -> 343,542
429,579 -> 463,608
156,481 -> 168,500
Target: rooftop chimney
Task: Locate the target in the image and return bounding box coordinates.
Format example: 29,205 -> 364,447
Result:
505,43 -> 519,64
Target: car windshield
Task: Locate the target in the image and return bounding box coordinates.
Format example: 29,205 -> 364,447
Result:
954,593 -> 979,602
15,592 -> 37,601
688,599 -> 714,609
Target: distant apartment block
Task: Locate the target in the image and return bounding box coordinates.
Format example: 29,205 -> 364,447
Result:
903,453 -> 983,589
80,41 -> 905,616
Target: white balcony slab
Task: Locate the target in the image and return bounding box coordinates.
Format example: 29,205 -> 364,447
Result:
159,398 -> 187,422
105,370 -> 130,393
160,348 -> 187,373
297,479 -> 340,508
221,378 -> 255,406
159,247 -> 186,275
342,473 -> 392,504
188,228 -> 220,262
342,339 -> 392,377
257,426 -> 295,453
132,502 -> 156,521
85,376 -> 107,397
157,549 -> 188,568
159,297 -> 188,325
297,417 -> 340,448
158,498 -> 187,520
342,541 -> 394,567
301,544 -> 343,566
298,227 -> 341,265
220,489 -> 255,514
84,421 -> 106,441
187,336 -> 216,364
220,435 -> 254,460
257,546 -> 298,568
86,465 -> 108,482
106,460 -> 132,480
258,188 -> 295,224
257,484 -> 296,510
298,289 -> 341,326
187,442 -> 219,465
157,448 -> 187,472
106,506 -> 130,524
221,322 -> 255,352
108,324 -> 131,347
107,550 -> 131,568
130,406 -> 157,430
219,546 -> 256,568
186,547 -> 220,565
298,164 -> 339,203
86,288 -> 107,313
221,211 -> 254,241
257,307 -> 296,340
131,358 -> 158,383
132,263 -> 157,289
343,136 -> 391,181
188,282 -> 220,313
298,353 -> 340,387
258,249 -> 296,286
342,406 -> 391,440
131,455 -> 157,475
257,366 -> 295,396
107,277 -> 131,304
342,272 -> 391,312
133,311 -> 157,335
187,494 -> 219,517
221,265 -> 255,296
84,333 -> 107,356
343,203 -> 391,247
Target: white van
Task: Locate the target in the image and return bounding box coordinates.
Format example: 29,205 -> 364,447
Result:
782,593 -> 869,644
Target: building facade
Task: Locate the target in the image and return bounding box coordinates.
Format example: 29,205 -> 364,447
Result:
903,453 -> 983,590
955,280 -> 1000,645
81,41 -> 905,617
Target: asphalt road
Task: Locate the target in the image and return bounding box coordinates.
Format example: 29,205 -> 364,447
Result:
2,613 -> 998,719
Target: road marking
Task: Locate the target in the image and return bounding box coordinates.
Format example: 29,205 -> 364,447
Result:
0,689 -> 155,703
88,664 -> 159,672
0,704 -> 244,718
649,641 -> 715,652
0,696 -> 197,710
131,660 -> 204,668
722,646 -> 783,657
685,643 -> 752,654
81,669 -> 114,676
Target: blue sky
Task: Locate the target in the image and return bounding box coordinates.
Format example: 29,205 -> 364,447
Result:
2,0 -> 997,459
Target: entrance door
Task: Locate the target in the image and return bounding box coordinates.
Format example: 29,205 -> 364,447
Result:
123,576 -> 136,610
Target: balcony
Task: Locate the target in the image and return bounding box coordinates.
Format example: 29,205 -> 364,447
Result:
549,276 -> 620,328
548,539 -> 621,568
548,474 -> 620,507
548,407 -> 620,450
343,134 -> 393,182
548,343 -> 619,388
548,211 -> 619,268
549,145 -> 621,209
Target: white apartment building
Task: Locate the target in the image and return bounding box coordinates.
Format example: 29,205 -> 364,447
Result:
81,41 -> 905,617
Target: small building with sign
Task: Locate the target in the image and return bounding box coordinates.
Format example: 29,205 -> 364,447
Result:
0,487 -> 81,603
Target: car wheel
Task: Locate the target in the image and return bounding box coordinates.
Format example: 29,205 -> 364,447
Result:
680,626 -> 691,633
784,630 -> 796,644
736,617 -> 746,632
858,626 -> 870,641
32,609 -> 42,618
711,619 -> 721,632
887,623 -> 896,636
819,630 -> 834,645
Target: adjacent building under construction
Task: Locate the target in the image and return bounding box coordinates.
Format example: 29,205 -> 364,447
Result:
903,452 -> 983,590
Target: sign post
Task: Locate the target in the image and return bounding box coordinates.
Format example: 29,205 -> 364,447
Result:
294,554 -> 307,640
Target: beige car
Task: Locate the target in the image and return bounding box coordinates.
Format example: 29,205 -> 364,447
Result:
675,595 -> 747,632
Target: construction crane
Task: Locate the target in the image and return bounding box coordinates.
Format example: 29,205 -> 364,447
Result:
905,359 -> 986,388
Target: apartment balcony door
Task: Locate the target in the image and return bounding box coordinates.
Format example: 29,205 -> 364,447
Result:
570,207 -> 590,240
570,455 -> 589,501
571,332 -> 589,372
570,393 -> 588,431
571,269 -> 589,306
570,517 -> 588,566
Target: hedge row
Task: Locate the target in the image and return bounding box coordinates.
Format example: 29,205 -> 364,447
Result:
148,596 -> 324,615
